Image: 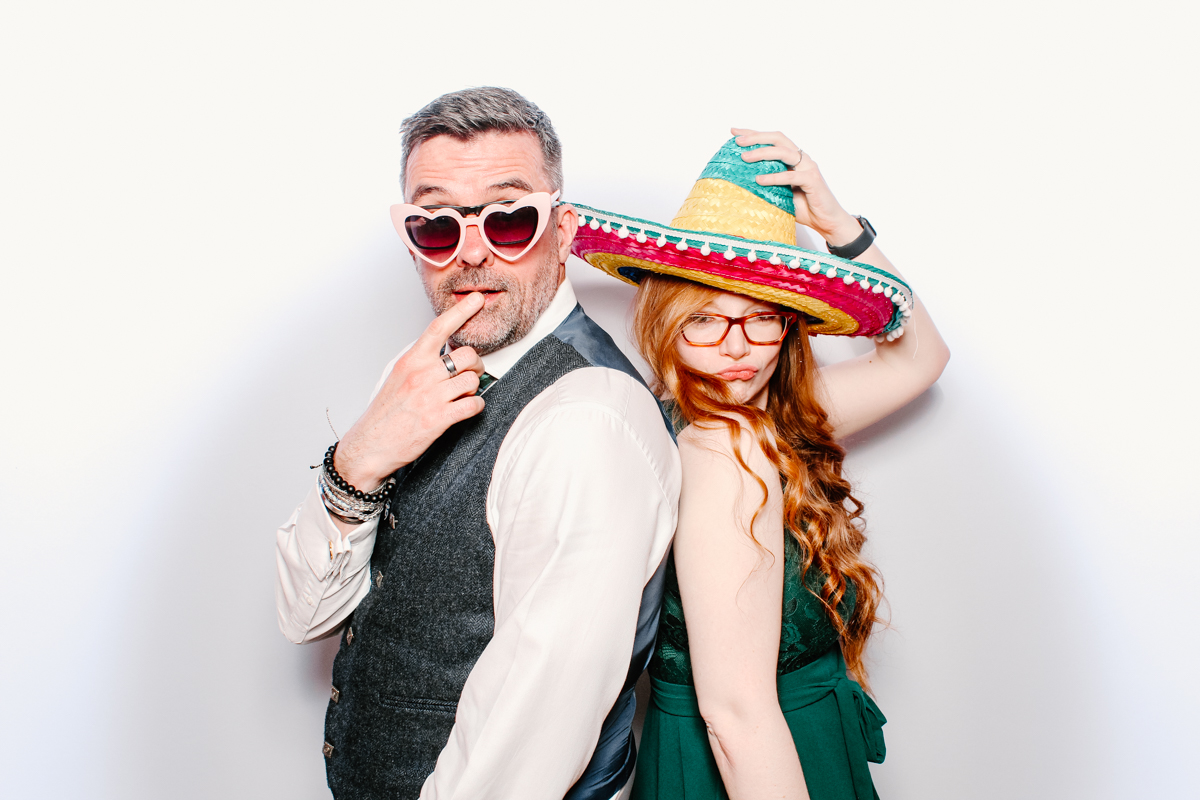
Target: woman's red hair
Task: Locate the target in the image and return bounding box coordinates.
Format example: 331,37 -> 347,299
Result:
632,274 -> 883,690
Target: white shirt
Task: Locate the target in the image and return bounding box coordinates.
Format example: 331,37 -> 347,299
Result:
275,278 -> 680,800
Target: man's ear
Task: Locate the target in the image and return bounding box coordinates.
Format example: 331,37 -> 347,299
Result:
556,204 -> 579,265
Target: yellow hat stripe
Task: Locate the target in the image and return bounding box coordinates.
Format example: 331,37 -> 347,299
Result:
669,179 -> 798,246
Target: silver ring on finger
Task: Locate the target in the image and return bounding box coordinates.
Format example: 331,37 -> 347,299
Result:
792,150 -> 805,169
441,353 -> 458,378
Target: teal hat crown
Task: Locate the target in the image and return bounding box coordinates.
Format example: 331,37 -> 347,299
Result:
696,138 -> 796,216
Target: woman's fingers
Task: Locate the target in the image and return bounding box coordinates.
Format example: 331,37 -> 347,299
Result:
755,167 -> 817,186
731,129 -> 804,171
740,144 -> 804,168
728,126 -> 848,236
731,127 -> 799,151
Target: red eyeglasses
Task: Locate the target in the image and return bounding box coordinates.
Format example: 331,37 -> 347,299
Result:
681,312 -> 798,346
390,191 -> 562,267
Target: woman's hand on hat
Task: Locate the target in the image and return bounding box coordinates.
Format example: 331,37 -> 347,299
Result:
731,127 -> 864,248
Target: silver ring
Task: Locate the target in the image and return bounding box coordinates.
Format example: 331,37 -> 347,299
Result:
792,150 -> 805,169
441,353 -> 458,378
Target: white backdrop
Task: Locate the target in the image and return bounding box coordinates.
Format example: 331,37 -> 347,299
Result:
2,2 -> 1197,798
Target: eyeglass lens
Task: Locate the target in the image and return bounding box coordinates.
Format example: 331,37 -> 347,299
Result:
683,314 -> 789,345
404,206 -> 540,252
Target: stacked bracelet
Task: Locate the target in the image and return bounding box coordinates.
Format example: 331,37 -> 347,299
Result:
317,443 -> 395,524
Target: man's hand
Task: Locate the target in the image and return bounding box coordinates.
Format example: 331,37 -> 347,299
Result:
333,292 -> 488,492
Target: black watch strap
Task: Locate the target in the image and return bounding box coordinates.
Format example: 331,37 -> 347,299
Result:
826,216 -> 876,260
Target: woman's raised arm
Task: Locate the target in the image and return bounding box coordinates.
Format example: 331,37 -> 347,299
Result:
735,128 -> 951,439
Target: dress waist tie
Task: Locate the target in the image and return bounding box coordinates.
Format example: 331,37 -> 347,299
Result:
649,649 -> 886,800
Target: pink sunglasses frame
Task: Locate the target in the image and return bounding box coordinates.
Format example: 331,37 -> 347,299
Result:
390,190 -> 562,268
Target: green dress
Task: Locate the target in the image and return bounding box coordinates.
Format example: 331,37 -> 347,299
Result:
632,533 -> 887,800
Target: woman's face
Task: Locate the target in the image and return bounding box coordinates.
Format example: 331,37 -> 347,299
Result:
674,291 -> 785,409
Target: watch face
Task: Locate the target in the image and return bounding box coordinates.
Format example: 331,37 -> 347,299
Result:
858,216 -> 876,237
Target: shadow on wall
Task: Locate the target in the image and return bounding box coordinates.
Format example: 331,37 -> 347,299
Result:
841,368 -> 1118,798
103,234 -> 1119,799
103,232 -> 424,799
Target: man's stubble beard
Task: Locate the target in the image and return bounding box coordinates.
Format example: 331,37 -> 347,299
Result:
422,234 -> 562,356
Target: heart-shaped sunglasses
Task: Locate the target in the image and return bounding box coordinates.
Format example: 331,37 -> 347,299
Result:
390,190 -> 562,268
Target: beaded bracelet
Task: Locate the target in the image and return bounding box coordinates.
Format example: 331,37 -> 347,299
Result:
321,443 -> 393,502
317,442 -> 395,523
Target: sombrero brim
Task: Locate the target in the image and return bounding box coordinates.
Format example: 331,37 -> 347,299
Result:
571,203 -> 912,337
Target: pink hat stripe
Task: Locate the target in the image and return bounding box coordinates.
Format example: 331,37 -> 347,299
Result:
590,232 -> 890,326
576,208 -> 910,299
573,205 -> 911,336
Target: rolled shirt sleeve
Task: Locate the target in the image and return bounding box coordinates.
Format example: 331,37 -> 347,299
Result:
274,349 -> 406,644
421,368 -> 680,800
275,479 -> 379,643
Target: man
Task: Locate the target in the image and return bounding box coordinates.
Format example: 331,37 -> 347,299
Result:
275,87 -> 679,800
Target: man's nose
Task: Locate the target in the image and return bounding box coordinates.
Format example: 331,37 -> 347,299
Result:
457,222 -> 492,268
720,324 -> 751,358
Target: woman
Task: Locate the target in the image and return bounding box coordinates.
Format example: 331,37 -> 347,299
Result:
571,129 -> 949,800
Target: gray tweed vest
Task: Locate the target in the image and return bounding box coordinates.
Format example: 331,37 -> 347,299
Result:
323,305 -> 671,800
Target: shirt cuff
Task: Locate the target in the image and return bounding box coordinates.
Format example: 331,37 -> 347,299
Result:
296,479 -> 379,583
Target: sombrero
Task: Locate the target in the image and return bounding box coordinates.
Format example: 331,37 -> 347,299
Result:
571,138 -> 912,338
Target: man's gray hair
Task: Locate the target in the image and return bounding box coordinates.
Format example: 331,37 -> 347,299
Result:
399,87 -> 563,195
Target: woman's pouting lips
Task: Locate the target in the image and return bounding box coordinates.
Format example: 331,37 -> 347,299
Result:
716,366 -> 758,381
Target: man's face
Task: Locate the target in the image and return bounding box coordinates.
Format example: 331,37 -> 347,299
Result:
404,131 -> 575,354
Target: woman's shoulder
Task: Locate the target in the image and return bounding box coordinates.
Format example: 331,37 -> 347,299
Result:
677,416 -> 745,452
677,415 -> 779,483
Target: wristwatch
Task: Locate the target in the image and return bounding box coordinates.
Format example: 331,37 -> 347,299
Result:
826,216 -> 876,260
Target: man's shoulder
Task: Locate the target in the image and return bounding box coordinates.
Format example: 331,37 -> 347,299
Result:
507,365 -> 669,445
537,366 -> 652,417
497,366 -> 677,484
548,305 -> 643,381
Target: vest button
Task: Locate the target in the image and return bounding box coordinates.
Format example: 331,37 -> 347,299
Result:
322,742 -> 334,758
331,685 -> 340,703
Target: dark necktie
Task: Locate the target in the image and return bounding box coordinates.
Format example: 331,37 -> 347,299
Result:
476,372 -> 498,396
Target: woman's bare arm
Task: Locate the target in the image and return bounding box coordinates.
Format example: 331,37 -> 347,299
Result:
815,244 -> 949,439
735,127 -> 951,440
675,422 -> 810,800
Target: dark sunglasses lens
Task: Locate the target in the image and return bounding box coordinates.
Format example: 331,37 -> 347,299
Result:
483,206 -> 539,247
405,215 -> 460,251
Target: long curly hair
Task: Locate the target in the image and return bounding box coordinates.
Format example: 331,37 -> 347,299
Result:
631,274 -> 883,689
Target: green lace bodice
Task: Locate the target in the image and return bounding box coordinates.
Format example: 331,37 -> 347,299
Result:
649,530 -> 854,686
